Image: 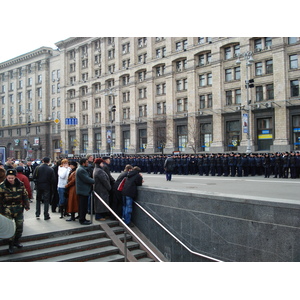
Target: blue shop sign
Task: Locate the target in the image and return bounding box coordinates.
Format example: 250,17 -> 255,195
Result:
262,130 -> 270,134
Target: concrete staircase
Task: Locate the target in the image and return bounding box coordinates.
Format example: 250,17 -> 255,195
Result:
0,220 -> 157,262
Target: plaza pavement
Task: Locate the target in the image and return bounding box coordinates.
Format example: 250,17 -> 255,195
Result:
22,173 -> 299,237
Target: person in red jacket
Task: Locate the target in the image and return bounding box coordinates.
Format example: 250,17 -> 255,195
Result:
16,166 -> 32,200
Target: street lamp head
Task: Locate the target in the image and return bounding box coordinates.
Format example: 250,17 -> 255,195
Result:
235,58 -> 241,65
248,56 -> 254,63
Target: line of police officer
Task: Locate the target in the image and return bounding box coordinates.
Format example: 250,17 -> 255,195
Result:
105,152 -> 300,179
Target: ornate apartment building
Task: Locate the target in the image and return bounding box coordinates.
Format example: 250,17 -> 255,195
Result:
1,37 -> 300,160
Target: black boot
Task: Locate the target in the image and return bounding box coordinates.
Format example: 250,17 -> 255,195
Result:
59,206 -> 64,219
14,240 -> 23,248
66,212 -> 75,221
8,241 -> 14,254
64,206 -> 70,217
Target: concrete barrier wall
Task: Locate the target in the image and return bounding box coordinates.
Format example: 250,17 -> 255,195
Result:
132,187 -> 300,262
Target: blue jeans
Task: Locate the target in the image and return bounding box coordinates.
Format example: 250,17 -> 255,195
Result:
58,187 -> 67,206
122,196 -> 133,225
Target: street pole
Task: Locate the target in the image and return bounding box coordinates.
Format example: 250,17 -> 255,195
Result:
236,51 -> 254,154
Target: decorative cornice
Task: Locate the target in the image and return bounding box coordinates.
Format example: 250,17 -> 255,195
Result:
55,37 -> 91,50
0,47 -> 53,69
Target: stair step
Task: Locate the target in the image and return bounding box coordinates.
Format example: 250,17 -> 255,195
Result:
87,254 -> 125,262
0,230 -> 106,256
37,245 -> 120,262
130,249 -> 148,259
138,257 -> 155,262
0,237 -> 112,262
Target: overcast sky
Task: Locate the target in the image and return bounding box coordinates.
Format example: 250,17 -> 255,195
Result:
0,2 -> 295,63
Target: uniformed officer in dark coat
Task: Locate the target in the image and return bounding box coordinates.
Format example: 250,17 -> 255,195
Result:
189,155 -> 197,175
222,153 -> 229,176
197,154 -> 204,176
203,154 -> 210,176
273,152 -> 283,178
210,153 -> 216,176
282,152 -> 290,178
236,153 -> 242,177
0,169 -> 30,254
216,153 -> 223,176
228,152 -> 236,177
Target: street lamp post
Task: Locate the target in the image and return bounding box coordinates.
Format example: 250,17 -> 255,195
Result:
236,51 -> 254,154
105,88 -> 117,155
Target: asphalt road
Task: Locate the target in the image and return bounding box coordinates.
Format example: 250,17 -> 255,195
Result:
125,173 -> 300,204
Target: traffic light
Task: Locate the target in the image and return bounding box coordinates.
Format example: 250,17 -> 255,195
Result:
245,79 -> 254,89
111,105 -> 116,112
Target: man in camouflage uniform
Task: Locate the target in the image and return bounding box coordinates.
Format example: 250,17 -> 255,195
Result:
0,169 -> 30,254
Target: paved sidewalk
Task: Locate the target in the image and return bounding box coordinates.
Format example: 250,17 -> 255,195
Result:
22,172 -> 300,237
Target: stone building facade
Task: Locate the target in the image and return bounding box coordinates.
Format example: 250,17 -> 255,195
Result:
1,37 -> 300,160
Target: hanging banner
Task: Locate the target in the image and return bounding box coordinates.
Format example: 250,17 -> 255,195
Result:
242,113 -> 248,133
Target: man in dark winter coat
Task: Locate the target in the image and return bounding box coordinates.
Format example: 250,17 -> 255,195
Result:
76,158 -> 95,225
121,166 -> 143,226
164,155 -> 175,181
32,157 -> 56,220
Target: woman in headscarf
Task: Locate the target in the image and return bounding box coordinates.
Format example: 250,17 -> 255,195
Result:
93,158 -> 111,221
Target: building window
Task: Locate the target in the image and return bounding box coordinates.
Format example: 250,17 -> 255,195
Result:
175,40 -> 187,51
123,130 -> 130,152
82,115 -> 88,125
138,88 -> 147,99
266,60 -> 273,74
82,134 -> 89,152
256,86 -> 264,101
176,79 -> 187,91
254,38 -> 262,51
255,62 -> 263,76
122,43 -> 130,54
82,100 -> 88,110
266,84 -> 274,100
225,69 -> 232,82
226,91 -> 232,105
235,89 -> 241,104
95,133 -> 101,152
199,95 -> 205,109
288,37 -> 298,44
224,47 -> 232,60
139,129 -> 147,152
157,102 -> 166,114
234,67 -> 241,80
290,80 -> 299,97
289,55 -> 298,69
177,98 -> 188,112
226,120 -> 240,151
138,70 -> 146,82
198,52 -> 211,66
207,94 -> 213,108
234,45 -> 240,56
139,105 -> 147,117
265,37 -> 272,48
138,53 -> 147,64
177,125 -> 188,152
138,37 -> 147,48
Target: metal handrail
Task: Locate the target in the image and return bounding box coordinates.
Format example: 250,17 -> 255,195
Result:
134,201 -> 223,262
93,191 -> 163,262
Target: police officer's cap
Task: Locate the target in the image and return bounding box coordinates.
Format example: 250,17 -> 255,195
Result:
6,169 -> 16,176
